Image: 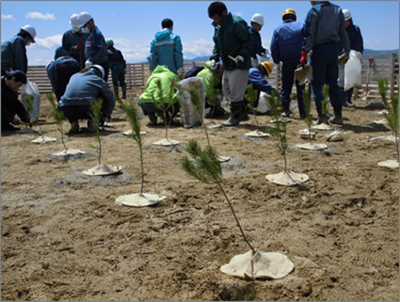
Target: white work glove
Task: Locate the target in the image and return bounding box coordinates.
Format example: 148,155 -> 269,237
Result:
177,67 -> 184,77
234,55 -> 244,64
210,59 -> 216,68
85,60 -> 93,68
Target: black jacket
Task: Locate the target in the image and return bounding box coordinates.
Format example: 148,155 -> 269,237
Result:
1,78 -> 30,125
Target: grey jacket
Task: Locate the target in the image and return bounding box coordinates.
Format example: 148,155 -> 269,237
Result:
58,69 -> 115,117
1,35 -> 28,73
302,1 -> 350,52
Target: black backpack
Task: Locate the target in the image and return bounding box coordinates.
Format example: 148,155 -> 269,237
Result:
184,66 -> 204,79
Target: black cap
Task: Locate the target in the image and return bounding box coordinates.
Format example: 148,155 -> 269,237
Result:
4,70 -> 27,84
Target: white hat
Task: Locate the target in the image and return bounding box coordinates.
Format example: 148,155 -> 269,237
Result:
343,9 -> 352,21
251,13 -> 264,26
69,13 -> 81,29
90,65 -> 105,78
21,25 -> 36,42
78,11 -> 93,28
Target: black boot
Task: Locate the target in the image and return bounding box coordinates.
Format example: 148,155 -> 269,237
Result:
222,101 -> 246,127
329,106 -> 344,125
114,87 -> 119,100
345,88 -> 355,107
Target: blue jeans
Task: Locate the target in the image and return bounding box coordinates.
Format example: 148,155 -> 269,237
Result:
281,61 -> 305,116
310,42 -> 342,117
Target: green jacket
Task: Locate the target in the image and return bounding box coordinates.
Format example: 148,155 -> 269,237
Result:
140,65 -> 180,105
197,61 -> 221,103
210,13 -> 253,71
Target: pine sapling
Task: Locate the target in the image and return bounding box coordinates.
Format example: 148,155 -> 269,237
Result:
385,93 -> 399,162
378,78 -> 389,107
89,98 -> 103,166
152,79 -> 176,141
46,93 -> 68,151
207,89 -> 222,118
303,86 -> 314,142
265,91 -> 289,172
119,99 -> 145,195
244,84 -> 260,128
181,139 -> 255,254
322,84 -> 330,116
188,86 -> 211,147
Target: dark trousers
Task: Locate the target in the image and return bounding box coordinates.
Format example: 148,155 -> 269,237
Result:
111,64 -> 126,88
1,98 -> 30,127
281,61 -> 305,116
59,105 -> 92,123
310,42 -> 342,117
140,101 -> 180,122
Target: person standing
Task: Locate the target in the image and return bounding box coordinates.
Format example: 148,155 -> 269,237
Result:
150,18 -> 184,77
270,8 -> 306,118
62,13 -> 89,69
208,1 -> 253,126
338,8 -> 364,107
301,1 -> 350,125
1,25 -> 36,73
249,13 -> 267,67
79,12 -> 109,81
106,39 -> 127,99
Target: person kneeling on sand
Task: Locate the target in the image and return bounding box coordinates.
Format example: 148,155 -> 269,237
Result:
1,70 -> 30,132
58,65 -> 115,134
138,65 -> 180,126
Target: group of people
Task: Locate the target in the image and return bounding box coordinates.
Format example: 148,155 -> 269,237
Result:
1,1 -> 364,133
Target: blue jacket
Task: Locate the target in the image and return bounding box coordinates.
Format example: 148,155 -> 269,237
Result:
85,26 -> 108,64
270,20 -> 304,64
55,46 -> 68,59
1,35 -> 28,73
302,1 -> 350,53
248,67 -> 276,94
150,29 -> 183,74
250,27 -> 265,58
58,69 -> 115,117
47,56 -> 80,92
346,22 -> 364,53
62,29 -> 89,68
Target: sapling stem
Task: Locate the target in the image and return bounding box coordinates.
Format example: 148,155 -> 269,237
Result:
244,84 -> 260,128
46,93 -> 68,151
188,86 -> 211,147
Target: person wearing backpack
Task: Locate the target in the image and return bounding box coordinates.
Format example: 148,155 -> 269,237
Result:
106,39 -> 127,99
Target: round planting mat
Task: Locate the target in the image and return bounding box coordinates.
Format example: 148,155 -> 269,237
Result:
266,171 -> 309,186
220,250 -> 294,280
53,149 -> 86,157
217,155 -> 231,163
31,136 -> 57,144
122,130 -> 147,136
312,124 -> 335,131
82,164 -> 122,176
116,193 -> 166,207
152,138 -> 180,146
296,142 -> 328,151
378,160 -> 399,169
244,130 -> 270,138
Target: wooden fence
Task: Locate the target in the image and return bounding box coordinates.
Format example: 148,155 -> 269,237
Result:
27,53 -> 398,99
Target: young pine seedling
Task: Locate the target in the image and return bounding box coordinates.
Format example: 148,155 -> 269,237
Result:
244,84 -> 260,128
385,93 -> 399,162
46,92 -> 68,152
181,139 -> 255,254
207,88 -> 222,118
378,78 -> 389,108
322,84 -> 330,116
89,98 -> 103,166
303,86 -> 314,142
188,85 -> 211,147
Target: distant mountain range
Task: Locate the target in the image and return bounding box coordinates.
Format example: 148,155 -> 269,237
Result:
140,49 -> 398,64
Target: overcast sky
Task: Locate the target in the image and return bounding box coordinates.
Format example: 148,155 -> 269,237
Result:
1,1 -> 399,66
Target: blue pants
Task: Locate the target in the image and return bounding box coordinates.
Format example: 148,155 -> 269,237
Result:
281,61 -> 305,116
310,42 -> 342,117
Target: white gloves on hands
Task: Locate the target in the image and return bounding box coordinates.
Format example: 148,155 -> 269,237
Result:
228,55 -> 244,66
85,60 -> 93,68
210,59 -> 216,68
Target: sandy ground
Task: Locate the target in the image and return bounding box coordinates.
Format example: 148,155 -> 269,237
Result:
1,89 -> 399,301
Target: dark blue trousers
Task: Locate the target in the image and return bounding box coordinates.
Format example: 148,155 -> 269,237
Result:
281,61 -> 305,116
310,42 -> 342,117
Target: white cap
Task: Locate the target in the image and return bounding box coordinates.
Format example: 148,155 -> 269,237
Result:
90,65 -> 105,78
21,25 -> 36,42
343,9 -> 352,21
69,13 -> 81,29
78,11 -> 93,28
251,13 -> 264,26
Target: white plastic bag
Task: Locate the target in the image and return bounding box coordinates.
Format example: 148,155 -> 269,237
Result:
344,50 -> 362,91
175,77 -> 205,128
255,91 -> 271,114
21,81 -> 41,121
